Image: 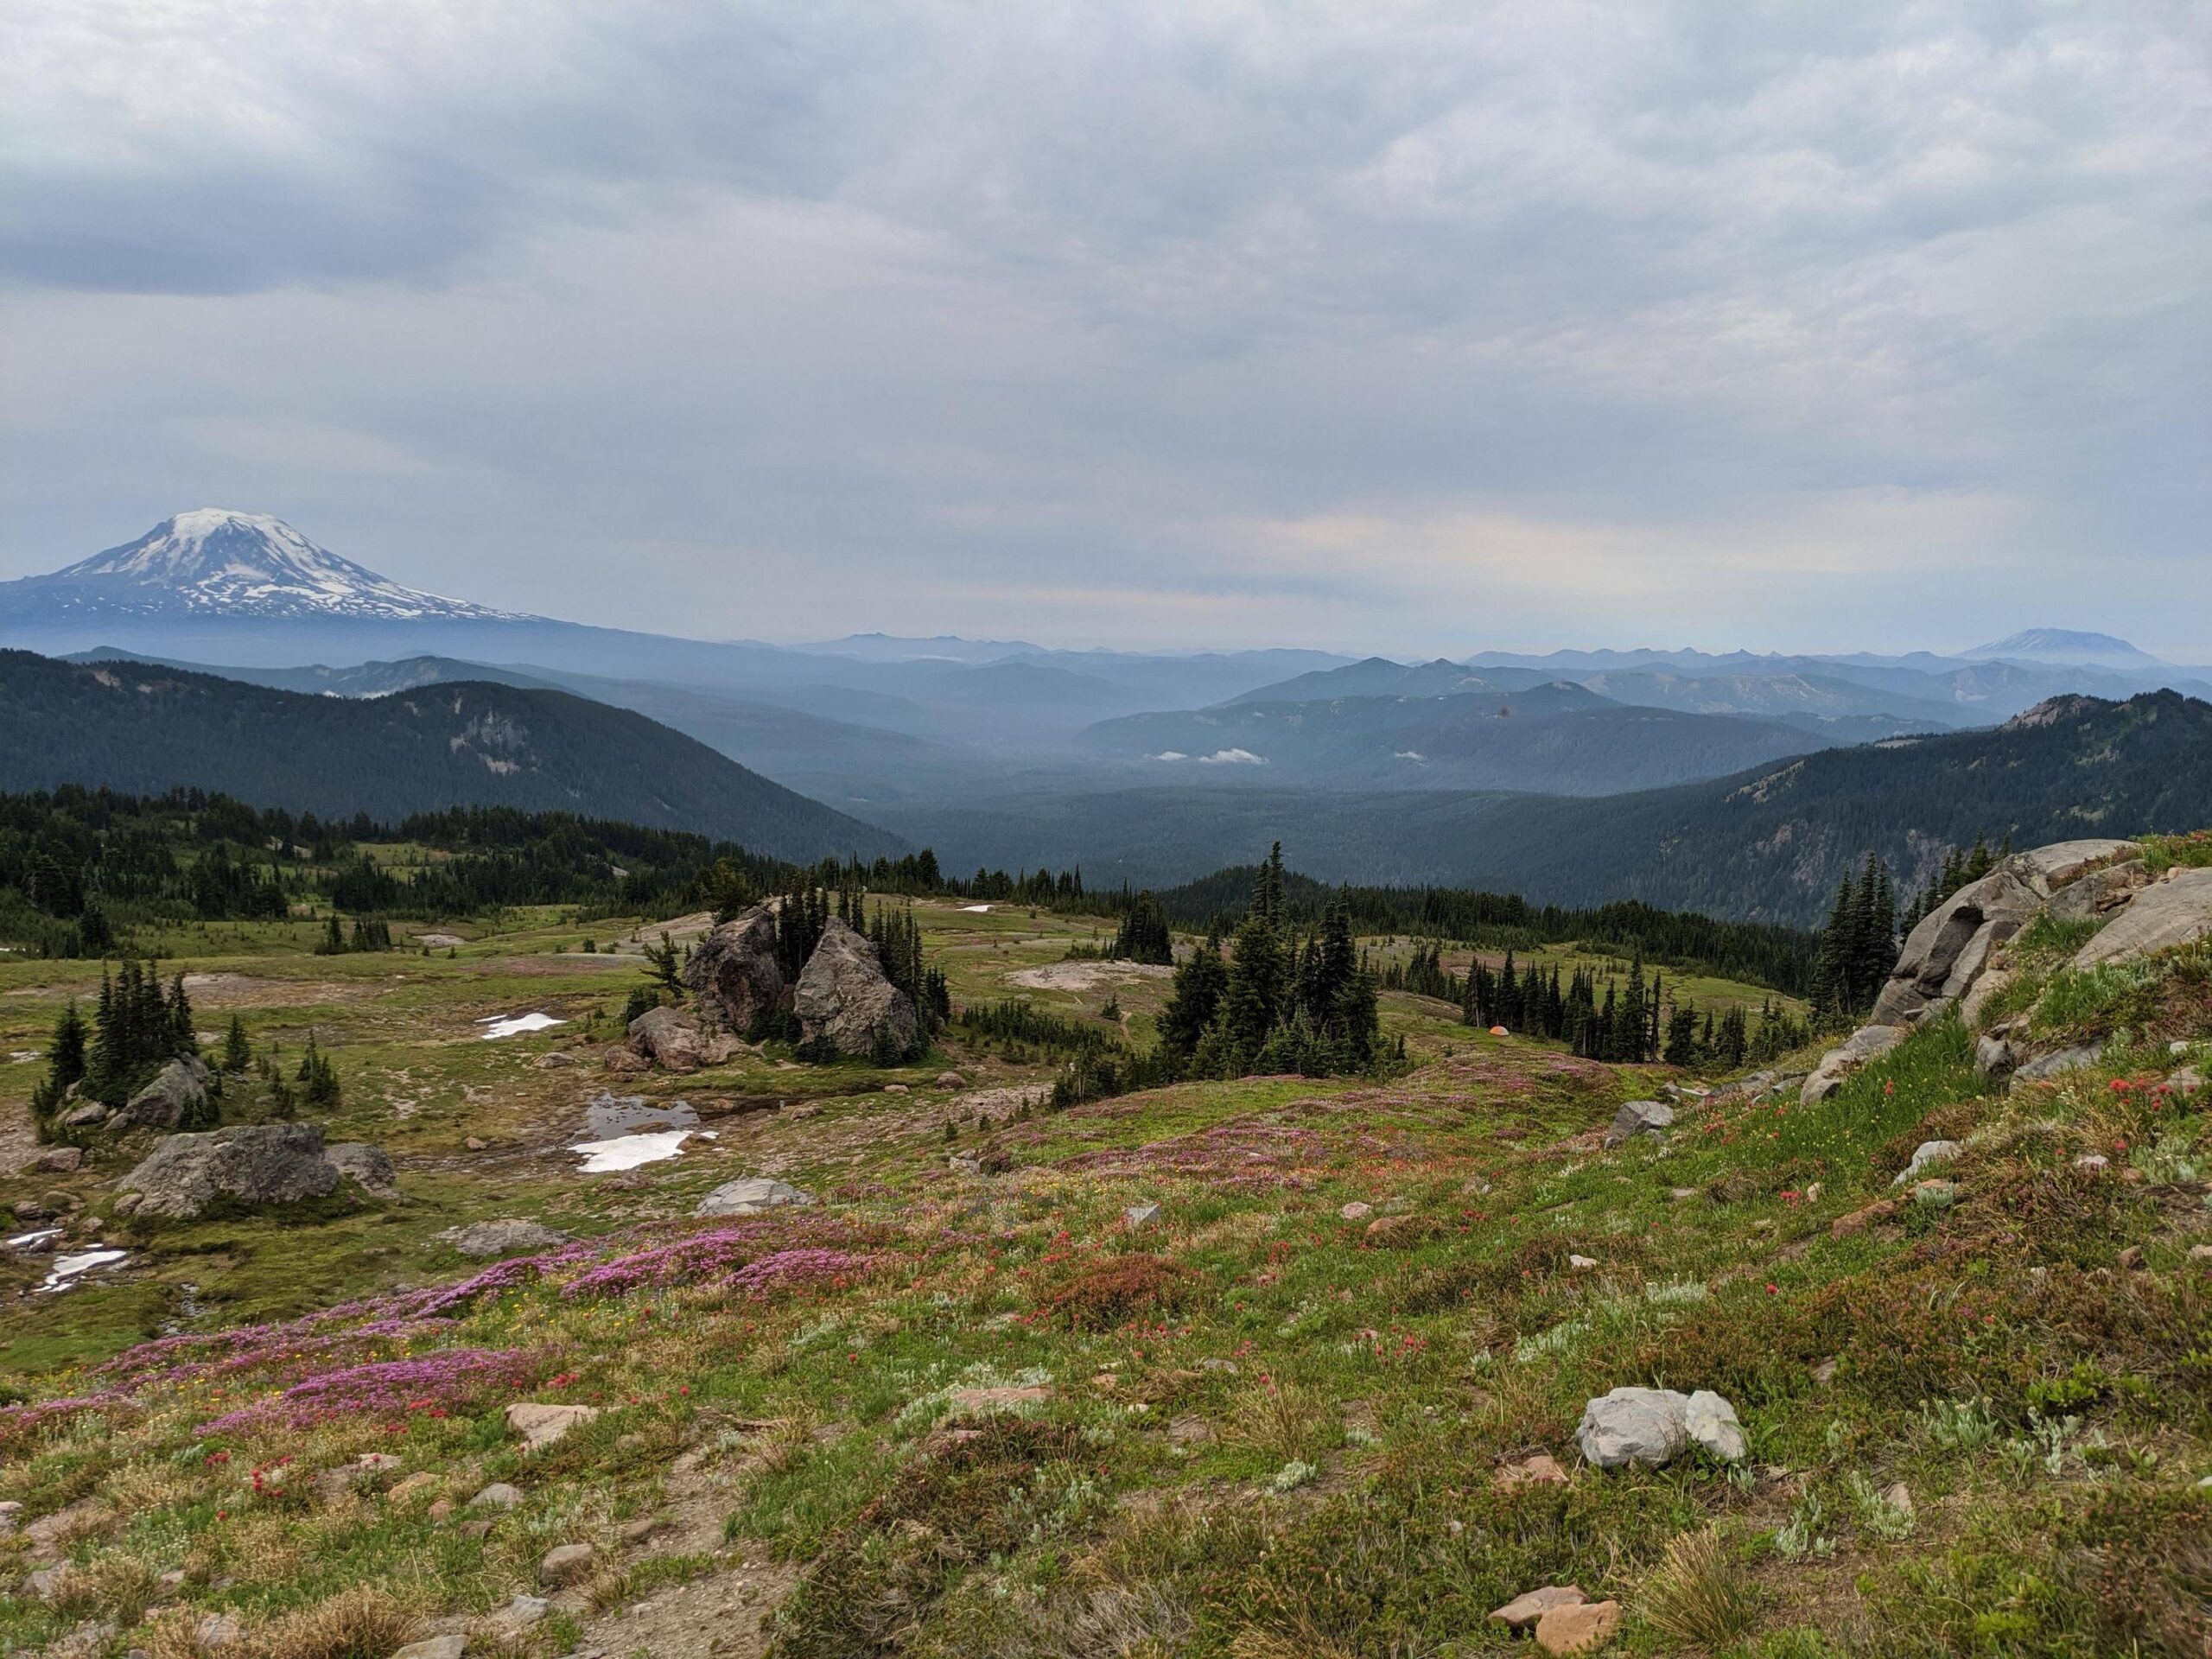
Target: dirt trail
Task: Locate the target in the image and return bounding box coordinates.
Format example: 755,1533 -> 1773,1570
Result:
572,1433 -> 800,1657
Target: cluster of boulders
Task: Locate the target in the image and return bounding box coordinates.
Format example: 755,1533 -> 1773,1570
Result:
118,1123 -> 396,1220
1805,839 -> 2212,1103
620,907 -> 918,1072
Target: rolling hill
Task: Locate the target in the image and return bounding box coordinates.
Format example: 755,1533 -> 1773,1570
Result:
0,651 -> 903,861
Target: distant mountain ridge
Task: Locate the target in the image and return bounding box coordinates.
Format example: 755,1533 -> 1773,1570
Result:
0,651 -> 902,861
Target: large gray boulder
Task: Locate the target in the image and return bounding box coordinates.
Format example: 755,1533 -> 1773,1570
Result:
795,919 -> 918,1058
122,1124 -> 340,1219
684,905 -> 786,1034
113,1056 -> 215,1130
626,1005 -> 740,1073
2069,868 -> 2212,968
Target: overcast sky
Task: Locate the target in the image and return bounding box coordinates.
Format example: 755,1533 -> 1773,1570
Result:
4,2 -> 2207,657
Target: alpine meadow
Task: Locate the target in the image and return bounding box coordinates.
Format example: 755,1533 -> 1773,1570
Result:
3,8 -> 2210,1659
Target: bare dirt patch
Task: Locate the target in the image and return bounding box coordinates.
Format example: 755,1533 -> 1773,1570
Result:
0,1102 -> 38,1179
177,973 -> 367,1007
1006,961 -> 1174,993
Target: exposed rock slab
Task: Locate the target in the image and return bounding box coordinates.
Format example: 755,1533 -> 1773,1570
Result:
2069,868 -> 2212,967
505,1402 -> 601,1448
325,1142 -> 397,1194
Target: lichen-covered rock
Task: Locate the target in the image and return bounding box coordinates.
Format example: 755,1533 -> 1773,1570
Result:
626,1005 -> 740,1073
684,904 -> 786,1034
113,1056 -> 215,1130
1576,1386 -> 1744,1468
1681,1389 -> 1746,1461
795,918 -> 918,1058
121,1124 -> 340,1219
2010,1043 -> 2103,1089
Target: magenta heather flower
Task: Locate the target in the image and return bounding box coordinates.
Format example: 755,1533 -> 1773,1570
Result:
197,1346 -> 548,1435
561,1229 -> 874,1300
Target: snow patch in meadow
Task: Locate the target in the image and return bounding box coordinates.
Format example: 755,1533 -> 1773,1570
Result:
959,904 -> 994,912
572,1129 -> 693,1172
37,1249 -> 129,1294
478,1012 -> 565,1040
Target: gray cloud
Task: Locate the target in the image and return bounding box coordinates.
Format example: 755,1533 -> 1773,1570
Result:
3,1 -> 2208,656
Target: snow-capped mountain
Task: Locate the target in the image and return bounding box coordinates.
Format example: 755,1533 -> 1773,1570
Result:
1964,629 -> 2167,671
1,511 -> 522,622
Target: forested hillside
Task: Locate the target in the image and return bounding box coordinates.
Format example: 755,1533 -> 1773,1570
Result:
0,652 -> 902,863
881,693 -> 2212,924
1460,690 -> 2212,921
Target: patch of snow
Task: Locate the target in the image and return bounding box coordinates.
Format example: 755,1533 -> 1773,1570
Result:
7,1229 -> 62,1249
478,1012 -> 566,1040
960,904 -> 994,913
571,1130 -> 693,1172
36,1249 -> 130,1294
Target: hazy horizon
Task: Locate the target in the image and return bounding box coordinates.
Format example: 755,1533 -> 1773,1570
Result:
6,3 -> 2207,659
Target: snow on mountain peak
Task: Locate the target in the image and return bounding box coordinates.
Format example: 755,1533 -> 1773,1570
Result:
35,512 -> 520,622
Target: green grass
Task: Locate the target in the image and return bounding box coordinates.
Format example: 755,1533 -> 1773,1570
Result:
3,899 -> 2208,1657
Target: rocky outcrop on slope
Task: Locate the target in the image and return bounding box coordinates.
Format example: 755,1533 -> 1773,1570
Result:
1806,837 -> 2212,1103
794,918 -> 918,1058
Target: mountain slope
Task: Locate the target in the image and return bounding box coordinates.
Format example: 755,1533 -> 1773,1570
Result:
0,651 -> 902,861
